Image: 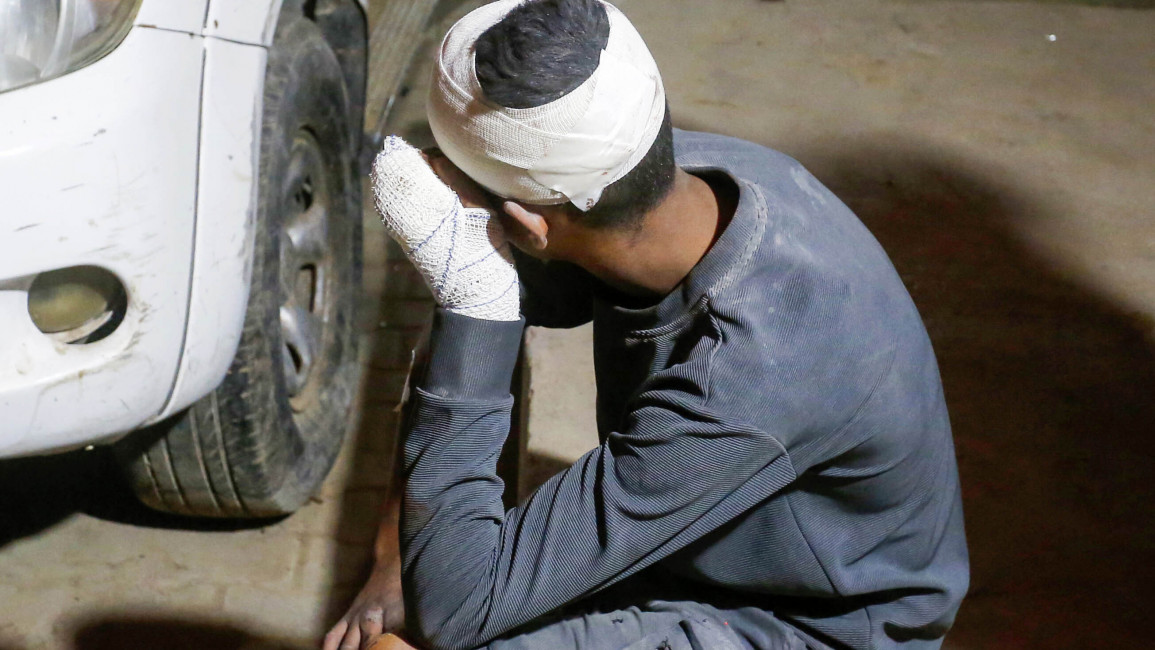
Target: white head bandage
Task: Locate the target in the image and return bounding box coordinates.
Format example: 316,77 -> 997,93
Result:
428,0 -> 666,212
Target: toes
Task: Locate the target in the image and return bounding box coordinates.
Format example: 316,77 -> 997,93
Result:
339,625 -> 362,650
360,607 -> 385,638
323,620 -> 348,650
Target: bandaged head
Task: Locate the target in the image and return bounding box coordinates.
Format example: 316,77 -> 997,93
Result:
428,0 -> 666,212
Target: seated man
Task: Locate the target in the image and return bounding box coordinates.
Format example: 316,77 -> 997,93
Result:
326,1 -> 968,648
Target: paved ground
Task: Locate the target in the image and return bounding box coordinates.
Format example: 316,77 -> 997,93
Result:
2,1 -> 1153,649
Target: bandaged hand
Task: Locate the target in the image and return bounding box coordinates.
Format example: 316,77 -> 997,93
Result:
371,136 -> 520,322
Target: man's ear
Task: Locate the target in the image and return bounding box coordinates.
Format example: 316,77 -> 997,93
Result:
502,201 -> 550,251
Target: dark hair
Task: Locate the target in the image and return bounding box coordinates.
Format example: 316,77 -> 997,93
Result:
474,0 -> 676,230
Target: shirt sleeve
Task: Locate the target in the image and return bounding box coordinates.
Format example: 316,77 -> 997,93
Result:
400,309 -> 793,650
513,247 -> 595,329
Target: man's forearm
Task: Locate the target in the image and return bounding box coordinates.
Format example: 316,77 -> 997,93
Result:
399,309 -> 524,649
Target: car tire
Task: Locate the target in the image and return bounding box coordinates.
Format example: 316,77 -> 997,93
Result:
114,13 -> 363,518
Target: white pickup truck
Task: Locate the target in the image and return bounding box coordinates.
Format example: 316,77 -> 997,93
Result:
0,0 -> 381,519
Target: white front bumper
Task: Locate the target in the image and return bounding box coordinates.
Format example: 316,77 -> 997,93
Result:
0,27 -> 204,457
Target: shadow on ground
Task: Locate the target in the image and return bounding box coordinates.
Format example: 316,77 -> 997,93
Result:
69,616 -> 310,650
790,137 -> 1155,648
0,447 -> 276,548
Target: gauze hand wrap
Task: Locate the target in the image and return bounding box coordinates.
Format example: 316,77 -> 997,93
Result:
428,0 -> 665,212
371,136 -> 520,322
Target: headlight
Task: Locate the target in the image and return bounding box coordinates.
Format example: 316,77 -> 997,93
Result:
0,0 -> 143,94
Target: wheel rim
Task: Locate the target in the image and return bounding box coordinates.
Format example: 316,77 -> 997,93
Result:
279,129 -> 336,410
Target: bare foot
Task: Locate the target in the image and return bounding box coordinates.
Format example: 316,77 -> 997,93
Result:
323,558 -> 404,650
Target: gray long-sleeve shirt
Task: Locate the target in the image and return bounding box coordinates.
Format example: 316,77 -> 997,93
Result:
401,130 -> 969,650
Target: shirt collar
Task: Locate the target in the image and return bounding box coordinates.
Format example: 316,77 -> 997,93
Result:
595,161 -> 768,336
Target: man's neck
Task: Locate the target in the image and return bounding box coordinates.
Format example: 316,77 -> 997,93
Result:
570,168 -> 737,301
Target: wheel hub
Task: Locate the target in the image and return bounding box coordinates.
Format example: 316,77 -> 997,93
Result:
279,130 -> 335,408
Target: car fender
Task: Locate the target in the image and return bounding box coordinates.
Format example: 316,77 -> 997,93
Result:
155,0 -> 369,420
153,36 -> 268,422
